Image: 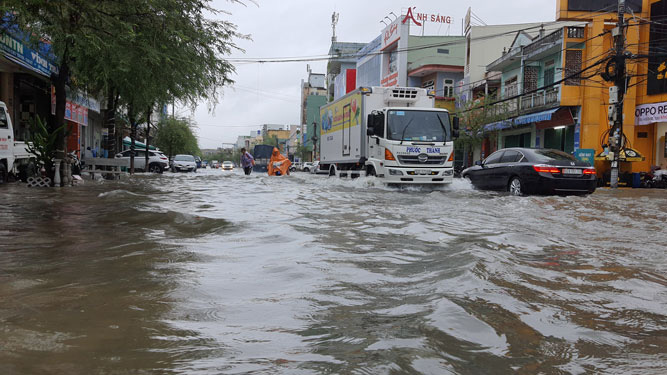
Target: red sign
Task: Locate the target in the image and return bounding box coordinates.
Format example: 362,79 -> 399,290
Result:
384,23 -> 398,45
402,7 -> 452,26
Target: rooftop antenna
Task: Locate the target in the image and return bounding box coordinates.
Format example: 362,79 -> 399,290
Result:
331,12 -> 339,43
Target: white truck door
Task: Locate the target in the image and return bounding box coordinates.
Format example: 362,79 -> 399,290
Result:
0,105 -> 13,163
342,103 -> 351,156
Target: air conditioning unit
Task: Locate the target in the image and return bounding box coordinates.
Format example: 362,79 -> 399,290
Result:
384,87 -> 420,104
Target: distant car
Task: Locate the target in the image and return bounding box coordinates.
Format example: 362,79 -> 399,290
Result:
210,160 -> 220,169
302,162 -> 314,172
115,149 -> 168,173
222,161 -> 234,170
461,148 -> 597,196
171,154 -> 198,172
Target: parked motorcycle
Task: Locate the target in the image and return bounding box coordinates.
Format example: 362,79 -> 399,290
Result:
68,151 -> 82,176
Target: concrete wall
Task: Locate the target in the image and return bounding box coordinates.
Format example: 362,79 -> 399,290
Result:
407,36 -> 465,72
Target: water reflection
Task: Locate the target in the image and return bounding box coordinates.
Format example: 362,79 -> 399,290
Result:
0,171 -> 665,374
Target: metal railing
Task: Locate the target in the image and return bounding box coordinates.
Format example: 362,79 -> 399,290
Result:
519,86 -> 560,112
485,85 -> 560,119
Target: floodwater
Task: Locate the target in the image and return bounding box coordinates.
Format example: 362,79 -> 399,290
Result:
0,170 -> 666,375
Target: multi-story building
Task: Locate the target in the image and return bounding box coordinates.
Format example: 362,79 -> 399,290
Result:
478,21 -> 589,157
235,135 -> 251,150
472,0 -> 663,179
300,71 -> 327,161
327,42 -> 366,102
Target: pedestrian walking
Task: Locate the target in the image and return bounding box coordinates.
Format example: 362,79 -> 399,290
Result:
240,148 -> 255,175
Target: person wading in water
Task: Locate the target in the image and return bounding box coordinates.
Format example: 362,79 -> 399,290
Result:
240,148 -> 255,175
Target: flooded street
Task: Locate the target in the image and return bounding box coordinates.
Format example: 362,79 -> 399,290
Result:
1,170 -> 666,374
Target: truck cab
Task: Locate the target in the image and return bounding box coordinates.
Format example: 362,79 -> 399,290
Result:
365,107 -> 458,184
0,101 -> 31,183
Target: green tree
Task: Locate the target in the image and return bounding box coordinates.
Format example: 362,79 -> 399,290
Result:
3,0 -> 244,174
295,142 -> 310,161
454,95 -> 512,165
154,117 -> 201,159
264,135 -> 279,147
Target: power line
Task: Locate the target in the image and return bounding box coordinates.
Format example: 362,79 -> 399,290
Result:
225,21 -> 595,64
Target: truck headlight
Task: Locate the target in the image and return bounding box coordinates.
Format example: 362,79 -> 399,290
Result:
444,170 -> 453,176
388,169 -> 404,176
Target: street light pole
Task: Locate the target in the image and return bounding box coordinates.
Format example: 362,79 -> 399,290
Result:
311,121 -> 318,162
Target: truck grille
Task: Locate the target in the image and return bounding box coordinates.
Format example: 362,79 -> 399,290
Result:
397,154 -> 446,165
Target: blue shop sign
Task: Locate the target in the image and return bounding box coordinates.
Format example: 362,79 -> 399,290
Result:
0,32 -> 59,77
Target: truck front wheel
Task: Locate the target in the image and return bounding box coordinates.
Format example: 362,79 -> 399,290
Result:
366,166 -> 376,177
0,162 -> 7,184
329,165 -> 336,177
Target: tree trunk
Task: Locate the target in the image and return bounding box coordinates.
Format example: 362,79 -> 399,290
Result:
103,88 -> 117,158
52,59 -> 70,185
128,103 -> 136,174
145,107 -> 152,170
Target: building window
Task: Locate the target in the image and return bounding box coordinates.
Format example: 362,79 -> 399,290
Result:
437,48 -> 450,54
567,27 -> 585,39
565,50 -> 582,86
544,60 -> 555,86
505,76 -> 518,98
442,79 -> 454,97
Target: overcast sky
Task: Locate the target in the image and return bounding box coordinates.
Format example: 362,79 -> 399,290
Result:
189,0 -> 555,149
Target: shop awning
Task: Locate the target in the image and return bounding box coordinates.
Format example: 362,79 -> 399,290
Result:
123,137 -> 158,150
483,120 -> 513,132
594,148 -> 645,162
514,108 -> 559,126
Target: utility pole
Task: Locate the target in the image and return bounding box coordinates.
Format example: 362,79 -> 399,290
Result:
609,0 -> 627,188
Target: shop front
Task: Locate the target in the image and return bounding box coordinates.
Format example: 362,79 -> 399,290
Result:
51,87 -> 101,157
653,122 -> 667,169
635,102 -> 667,170
535,107 -> 577,154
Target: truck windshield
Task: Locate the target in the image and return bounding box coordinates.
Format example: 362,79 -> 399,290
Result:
386,110 -> 451,142
0,107 -> 7,129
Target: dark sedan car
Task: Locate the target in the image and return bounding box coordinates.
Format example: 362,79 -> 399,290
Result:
462,148 -> 597,196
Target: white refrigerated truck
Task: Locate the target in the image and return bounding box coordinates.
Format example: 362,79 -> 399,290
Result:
319,86 -> 459,184
0,101 -> 31,184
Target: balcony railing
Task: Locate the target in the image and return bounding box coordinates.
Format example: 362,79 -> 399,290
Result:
523,29 -> 563,58
483,85 -> 560,120
519,86 -> 560,112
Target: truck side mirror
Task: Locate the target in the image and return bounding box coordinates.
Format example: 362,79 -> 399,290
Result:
367,127 -> 375,136
452,116 -> 460,130
452,130 -> 460,139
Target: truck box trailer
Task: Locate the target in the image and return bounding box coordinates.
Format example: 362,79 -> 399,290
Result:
319,86 -> 459,184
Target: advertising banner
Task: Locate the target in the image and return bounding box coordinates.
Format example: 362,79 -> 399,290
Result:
635,102 -> 667,125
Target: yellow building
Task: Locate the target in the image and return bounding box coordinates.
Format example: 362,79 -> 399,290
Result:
557,0 -> 666,173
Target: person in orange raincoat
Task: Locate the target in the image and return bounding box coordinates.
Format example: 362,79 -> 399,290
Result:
267,147 -> 291,176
